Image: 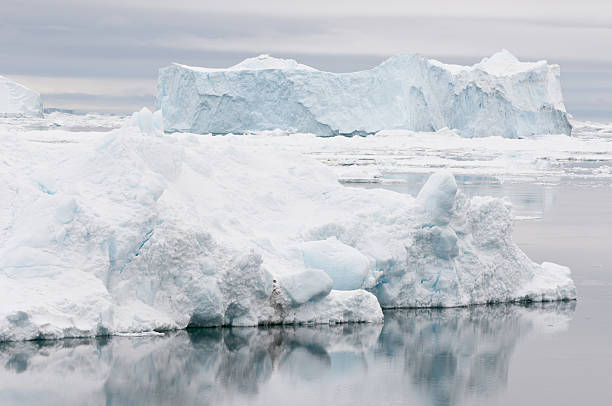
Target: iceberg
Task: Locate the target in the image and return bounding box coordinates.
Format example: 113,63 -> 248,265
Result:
158,50 -> 571,138
0,76 -> 43,118
298,237 -> 371,291
0,123 -> 575,341
128,107 -> 164,136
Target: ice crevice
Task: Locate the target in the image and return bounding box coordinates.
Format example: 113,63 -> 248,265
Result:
0,123 -> 576,341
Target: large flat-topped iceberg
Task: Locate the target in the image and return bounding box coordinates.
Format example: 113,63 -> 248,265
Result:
158,50 -> 571,138
0,122 -> 575,341
0,75 -> 43,117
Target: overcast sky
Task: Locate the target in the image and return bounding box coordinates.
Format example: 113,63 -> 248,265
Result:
2,0 -> 611,119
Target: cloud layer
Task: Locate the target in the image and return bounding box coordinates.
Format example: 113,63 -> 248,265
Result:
2,0 -> 610,119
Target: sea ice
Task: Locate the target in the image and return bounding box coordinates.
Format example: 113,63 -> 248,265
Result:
0,75 -> 43,118
158,50 -> 571,138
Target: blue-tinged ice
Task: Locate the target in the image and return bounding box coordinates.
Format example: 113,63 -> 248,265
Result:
158,50 -> 571,138
0,75 -> 43,118
0,118 -> 576,341
298,237 -> 371,291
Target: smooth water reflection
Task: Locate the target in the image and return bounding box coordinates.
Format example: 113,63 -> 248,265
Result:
0,302 -> 575,406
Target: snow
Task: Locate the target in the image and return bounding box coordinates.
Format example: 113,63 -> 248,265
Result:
517,262 -> 577,302
4,114 -> 607,185
280,289 -> 383,325
0,116 -> 576,341
0,76 -> 43,118
203,122 -> 612,186
158,50 -> 571,138
474,48 -> 544,76
0,111 -> 126,132
180,54 -> 316,73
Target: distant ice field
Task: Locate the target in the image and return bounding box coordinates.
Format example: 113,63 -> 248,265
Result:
3,114 -> 611,184
240,121 -> 612,185
5,113 -> 608,231
0,112 -> 126,133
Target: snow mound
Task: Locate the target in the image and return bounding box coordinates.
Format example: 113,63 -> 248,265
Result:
0,76 -> 43,118
183,54 -> 316,73
0,126 -> 575,340
158,50 -> 571,138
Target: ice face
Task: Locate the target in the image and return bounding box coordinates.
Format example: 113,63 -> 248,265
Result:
416,170 -> 457,226
0,76 -> 43,118
280,268 -> 333,305
0,123 -> 575,340
128,107 -> 164,136
158,50 -> 571,138
298,237 -> 371,291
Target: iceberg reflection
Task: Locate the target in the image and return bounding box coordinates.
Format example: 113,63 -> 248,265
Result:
377,302 -> 575,405
0,302 -> 575,406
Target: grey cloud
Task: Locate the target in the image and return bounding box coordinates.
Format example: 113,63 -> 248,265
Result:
1,0 -> 610,119
41,92 -> 156,114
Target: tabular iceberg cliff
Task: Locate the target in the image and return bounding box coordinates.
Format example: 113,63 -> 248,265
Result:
0,120 -> 575,341
0,76 -> 43,118
158,50 -> 571,138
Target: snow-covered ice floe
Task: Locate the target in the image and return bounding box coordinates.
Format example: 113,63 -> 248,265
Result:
207,120 -> 612,185
0,111 -> 127,133
0,122 -> 575,341
0,76 -> 43,118
5,113 -> 611,183
158,50 -> 571,138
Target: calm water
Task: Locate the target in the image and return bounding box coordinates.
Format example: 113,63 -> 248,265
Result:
1,177 -> 611,406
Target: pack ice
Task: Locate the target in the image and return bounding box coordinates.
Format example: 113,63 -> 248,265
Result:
158,50 -> 571,138
0,116 -> 576,341
0,76 -> 43,118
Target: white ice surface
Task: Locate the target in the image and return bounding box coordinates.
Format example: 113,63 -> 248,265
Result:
181,54 -> 316,73
416,170 -> 458,226
159,50 -> 571,138
4,114 -> 609,183
0,116 -> 578,340
279,268 -> 333,305
0,76 -> 43,118
0,111 -> 126,132
298,237 -> 371,291
195,121 -> 612,185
